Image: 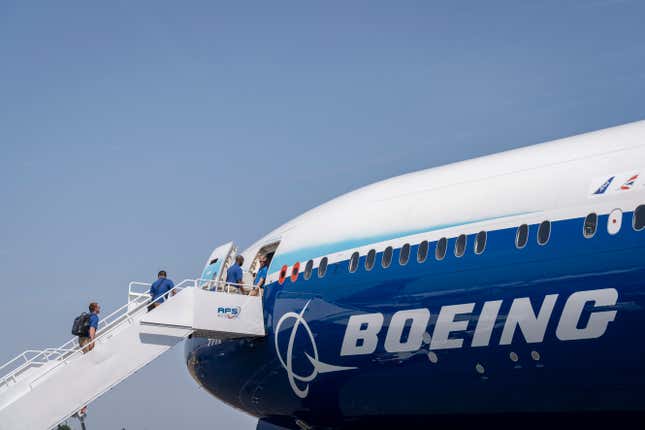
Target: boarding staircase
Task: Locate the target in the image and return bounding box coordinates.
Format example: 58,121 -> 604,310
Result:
0,279 -> 265,430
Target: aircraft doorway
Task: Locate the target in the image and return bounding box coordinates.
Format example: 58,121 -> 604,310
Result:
248,241 -> 280,287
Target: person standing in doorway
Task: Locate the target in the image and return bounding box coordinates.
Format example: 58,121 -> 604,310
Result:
148,270 -> 175,311
249,255 -> 268,296
226,255 -> 245,293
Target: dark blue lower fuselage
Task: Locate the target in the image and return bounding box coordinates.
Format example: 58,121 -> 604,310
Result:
185,211 -> 645,427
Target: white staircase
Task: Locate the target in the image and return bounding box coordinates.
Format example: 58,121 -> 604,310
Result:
0,279 -> 265,430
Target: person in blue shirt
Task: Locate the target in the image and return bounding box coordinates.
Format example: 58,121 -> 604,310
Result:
148,270 -> 175,311
225,255 -> 245,293
79,302 -> 101,353
76,301 -> 100,417
250,254 -> 269,296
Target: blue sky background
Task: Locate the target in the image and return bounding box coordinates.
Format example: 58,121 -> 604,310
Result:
1,1 -> 644,429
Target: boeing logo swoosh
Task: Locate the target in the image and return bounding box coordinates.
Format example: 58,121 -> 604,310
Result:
274,301 -> 356,398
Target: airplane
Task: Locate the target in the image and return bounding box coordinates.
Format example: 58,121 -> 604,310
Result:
1,120 -> 644,429
186,119 -> 645,429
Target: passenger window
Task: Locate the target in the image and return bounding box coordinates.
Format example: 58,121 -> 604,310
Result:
349,252 -> 359,273
304,260 -> 314,280
291,262 -> 300,282
454,234 -> 466,257
382,246 -> 393,268
365,249 -> 376,271
537,221 -> 551,245
278,265 -> 288,285
583,213 -> 597,238
516,224 -> 528,249
435,238 -> 447,260
474,231 -> 486,255
417,240 -> 429,263
399,244 -> 410,266
633,205 -> 645,231
318,257 -> 328,278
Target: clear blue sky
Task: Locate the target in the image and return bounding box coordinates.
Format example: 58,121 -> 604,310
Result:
1,1 -> 644,429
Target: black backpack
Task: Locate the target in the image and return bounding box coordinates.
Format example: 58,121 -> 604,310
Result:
71,312 -> 91,337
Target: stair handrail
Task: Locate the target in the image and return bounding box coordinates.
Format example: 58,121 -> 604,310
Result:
0,279 -> 197,388
0,295 -> 149,388
0,350 -> 49,374
0,289 -> 154,386
28,279 -> 198,388
0,277 -> 258,389
128,281 -> 152,301
0,345 -> 83,388
194,278 -> 255,293
126,280 -> 255,299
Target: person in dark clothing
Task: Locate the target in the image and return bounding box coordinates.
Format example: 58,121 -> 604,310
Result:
148,270 -> 175,311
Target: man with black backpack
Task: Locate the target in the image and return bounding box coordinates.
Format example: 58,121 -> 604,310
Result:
69,302 -> 101,419
77,302 -> 100,353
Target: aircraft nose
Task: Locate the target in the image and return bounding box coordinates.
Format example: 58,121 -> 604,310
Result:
185,336 -> 270,413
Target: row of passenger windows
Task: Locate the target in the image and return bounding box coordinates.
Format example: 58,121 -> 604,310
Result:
294,205 -> 645,282
307,228 -> 491,279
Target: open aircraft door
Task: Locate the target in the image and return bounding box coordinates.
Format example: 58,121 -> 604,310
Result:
199,241 -> 238,289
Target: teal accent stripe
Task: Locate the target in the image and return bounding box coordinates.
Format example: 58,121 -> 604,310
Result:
269,212 -> 533,272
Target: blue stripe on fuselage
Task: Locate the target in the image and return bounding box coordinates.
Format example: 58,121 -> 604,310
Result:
187,210 -> 645,423
268,212 -> 534,272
